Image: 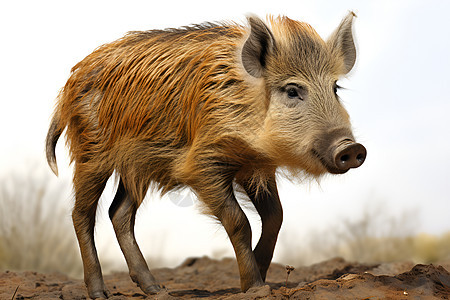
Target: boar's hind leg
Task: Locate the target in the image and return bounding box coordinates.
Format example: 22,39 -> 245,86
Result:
72,167 -> 111,299
194,179 -> 264,292
108,179 -> 161,295
241,174 -> 283,281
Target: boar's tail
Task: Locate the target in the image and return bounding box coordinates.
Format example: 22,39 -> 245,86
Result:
45,110 -> 63,176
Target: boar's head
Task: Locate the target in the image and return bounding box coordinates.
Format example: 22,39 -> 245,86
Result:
242,12 -> 366,176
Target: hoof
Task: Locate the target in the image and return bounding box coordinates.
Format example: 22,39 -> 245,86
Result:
143,283 -> 164,295
85,277 -> 111,299
89,289 -> 111,299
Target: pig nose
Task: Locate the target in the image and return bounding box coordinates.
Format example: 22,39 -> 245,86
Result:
334,141 -> 366,171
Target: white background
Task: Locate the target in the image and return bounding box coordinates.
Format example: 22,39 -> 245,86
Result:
1,0 -> 449,269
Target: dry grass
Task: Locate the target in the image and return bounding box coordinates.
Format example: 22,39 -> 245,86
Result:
280,202 -> 450,266
0,166 -> 83,277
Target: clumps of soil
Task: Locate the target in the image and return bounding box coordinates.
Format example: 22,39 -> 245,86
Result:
2,256 -> 450,299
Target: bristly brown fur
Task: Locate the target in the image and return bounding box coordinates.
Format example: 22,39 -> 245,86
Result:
45,13 -> 361,297
45,16 -> 355,202
48,22 -> 273,203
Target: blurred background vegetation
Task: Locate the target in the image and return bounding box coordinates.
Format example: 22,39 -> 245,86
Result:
1,165 -> 450,278
0,167 -> 84,277
279,203 -> 450,266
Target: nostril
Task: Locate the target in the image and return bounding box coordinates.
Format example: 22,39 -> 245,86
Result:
340,154 -> 350,163
356,153 -> 365,163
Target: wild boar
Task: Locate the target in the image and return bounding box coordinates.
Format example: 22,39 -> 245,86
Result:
46,12 -> 366,298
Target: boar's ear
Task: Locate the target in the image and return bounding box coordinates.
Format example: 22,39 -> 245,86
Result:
327,12 -> 357,75
242,16 -> 275,77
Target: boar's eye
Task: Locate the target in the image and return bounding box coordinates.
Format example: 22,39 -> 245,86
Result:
285,84 -> 305,101
287,87 -> 299,99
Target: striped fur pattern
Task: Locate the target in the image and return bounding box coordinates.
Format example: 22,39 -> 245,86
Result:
50,22 -> 267,202
46,12 -> 359,297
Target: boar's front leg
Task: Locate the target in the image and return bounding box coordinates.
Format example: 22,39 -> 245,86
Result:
240,174 -> 283,281
192,174 -> 264,292
109,179 -> 161,295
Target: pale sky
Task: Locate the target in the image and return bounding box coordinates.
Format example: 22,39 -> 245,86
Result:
1,0 -> 449,268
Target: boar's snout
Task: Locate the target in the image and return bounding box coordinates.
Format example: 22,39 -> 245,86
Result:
333,140 -> 366,173
313,129 -> 367,175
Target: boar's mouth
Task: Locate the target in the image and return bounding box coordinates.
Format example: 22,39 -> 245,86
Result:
311,139 -> 366,175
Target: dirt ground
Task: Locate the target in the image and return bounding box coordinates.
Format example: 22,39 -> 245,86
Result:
2,256 -> 450,299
